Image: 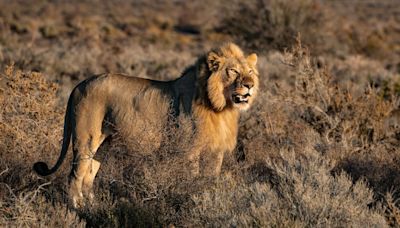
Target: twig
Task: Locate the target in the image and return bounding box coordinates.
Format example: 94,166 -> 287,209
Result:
0,167 -> 9,176
142,196 -> 158,202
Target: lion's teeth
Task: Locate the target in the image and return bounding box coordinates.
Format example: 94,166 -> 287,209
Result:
233,94 -> 249,103
248,89 -> 253,96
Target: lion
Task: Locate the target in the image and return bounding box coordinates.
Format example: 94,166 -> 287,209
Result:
33,43 -> 259,207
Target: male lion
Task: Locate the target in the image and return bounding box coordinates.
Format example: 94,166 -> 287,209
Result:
33,43 -> 259,207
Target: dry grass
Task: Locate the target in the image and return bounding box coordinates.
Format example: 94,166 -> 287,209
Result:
1,0 -> 400,227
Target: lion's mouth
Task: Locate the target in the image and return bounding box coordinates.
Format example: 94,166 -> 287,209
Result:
233,93 -> 250,104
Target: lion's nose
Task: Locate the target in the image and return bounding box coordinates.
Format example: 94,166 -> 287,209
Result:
242,79 -> 254,89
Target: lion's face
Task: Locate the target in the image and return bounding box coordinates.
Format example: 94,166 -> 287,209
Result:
206,43 -> 259,111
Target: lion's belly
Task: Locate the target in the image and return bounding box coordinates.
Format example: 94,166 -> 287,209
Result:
117,113 -> 167,153
107,81 -> 172,153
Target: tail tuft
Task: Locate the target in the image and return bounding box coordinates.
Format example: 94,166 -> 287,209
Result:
33,162 -> 51,176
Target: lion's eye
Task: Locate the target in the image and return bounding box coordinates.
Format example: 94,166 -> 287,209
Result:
248,70 -> 253,75
228,69 -> 239,77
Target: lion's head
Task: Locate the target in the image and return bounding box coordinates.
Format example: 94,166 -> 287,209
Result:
205,43 -> 259,111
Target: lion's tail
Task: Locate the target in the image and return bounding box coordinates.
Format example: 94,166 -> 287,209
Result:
33,94 -> 73,176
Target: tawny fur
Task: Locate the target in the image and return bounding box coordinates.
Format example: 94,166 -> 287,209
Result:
33,43 -> 259,208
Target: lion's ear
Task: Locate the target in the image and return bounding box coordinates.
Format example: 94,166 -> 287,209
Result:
207,51 -> 223,72
247,53 -> 257,67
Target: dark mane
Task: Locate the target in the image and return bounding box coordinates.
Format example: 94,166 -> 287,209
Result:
152,55 -> 211,117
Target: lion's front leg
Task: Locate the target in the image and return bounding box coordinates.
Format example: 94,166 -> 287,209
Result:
187,143 -> 203,176
203,150 -> 225,176
187,142 -> 226,176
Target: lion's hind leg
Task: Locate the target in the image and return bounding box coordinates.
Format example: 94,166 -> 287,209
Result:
69,146 -> 92,208
70,129 -> 109,208
82,159 -> 100,204
81,133 -> 109,204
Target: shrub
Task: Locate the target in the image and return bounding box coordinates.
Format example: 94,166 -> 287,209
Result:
0,65 -> 65,188
187,152 -> 387,227
0,66 -> 82,226
0,182 -> 85,227
219,0 -> 325,51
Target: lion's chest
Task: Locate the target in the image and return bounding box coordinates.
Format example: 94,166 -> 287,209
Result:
194,107 -> 239,152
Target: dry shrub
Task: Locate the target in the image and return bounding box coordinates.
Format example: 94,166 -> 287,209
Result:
0,65 -> 64,188
277,41 -> 400,210
0,181 -> 85,227
238,38 -> 400,226
0,66 -> 82,226
384,191 -> 400,227
220,0 -> 326,51
188,151 -> 386,227
277,38 -> 395,153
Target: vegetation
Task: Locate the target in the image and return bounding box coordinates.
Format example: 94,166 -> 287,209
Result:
1,0 -> 400,226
